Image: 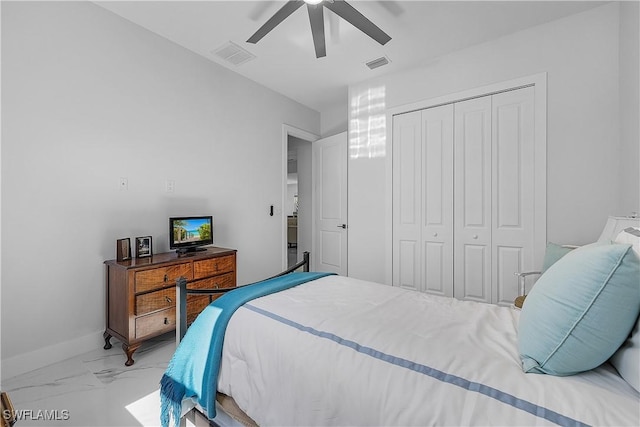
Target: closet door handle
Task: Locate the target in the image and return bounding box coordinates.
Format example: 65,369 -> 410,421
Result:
472,235 -> 478,240
337,224 -> 347,229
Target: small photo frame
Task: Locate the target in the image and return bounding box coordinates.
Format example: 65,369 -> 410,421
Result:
116,238 -> 131,262
135,236 -> 152,258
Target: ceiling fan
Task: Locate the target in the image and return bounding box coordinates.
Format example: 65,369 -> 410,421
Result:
247,0 -> 392,58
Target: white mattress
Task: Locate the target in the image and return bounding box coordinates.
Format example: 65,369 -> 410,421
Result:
216,275 -> 639,426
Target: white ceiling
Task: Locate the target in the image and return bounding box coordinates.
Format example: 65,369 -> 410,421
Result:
95,1 -> 605,113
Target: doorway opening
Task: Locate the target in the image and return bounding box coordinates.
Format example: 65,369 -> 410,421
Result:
282,125 -> 318,271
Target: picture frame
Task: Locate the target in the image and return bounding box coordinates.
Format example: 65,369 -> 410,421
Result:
116,238 -> 131,262
135,236 -> 152,258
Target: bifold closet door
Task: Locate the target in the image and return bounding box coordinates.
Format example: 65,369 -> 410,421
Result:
453,96 -> 492,303
394,86 -> 536,304
422,104 -> 454,297
393,105 -> 454,295
453,87 -> 535,305
393,111 -> 422,291
491,87 -> 535,305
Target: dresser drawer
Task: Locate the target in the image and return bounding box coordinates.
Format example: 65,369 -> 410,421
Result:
193,255 -> 235,279
135,308 -> 176,339
135,288 -> 176,316
192,272 -> 235,290
135,263 -> 192,293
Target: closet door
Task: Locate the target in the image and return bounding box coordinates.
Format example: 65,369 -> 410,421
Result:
491,87 -> 535,306
422,105 -> 454,296
454,96 -> 492,303
393,111 -> 422,291
393,85 -> 539,305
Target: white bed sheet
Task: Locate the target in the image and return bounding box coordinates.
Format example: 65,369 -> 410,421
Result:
216,275 -> 639,426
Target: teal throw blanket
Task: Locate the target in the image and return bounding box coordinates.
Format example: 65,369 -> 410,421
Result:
160,271 -> 333,427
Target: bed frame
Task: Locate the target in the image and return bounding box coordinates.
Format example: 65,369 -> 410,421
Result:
173,251 -> 310,426
175,251 -> 310,344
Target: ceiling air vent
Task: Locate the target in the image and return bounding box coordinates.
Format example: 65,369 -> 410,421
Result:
213,42 -> 256,66
365,55 -> 390,70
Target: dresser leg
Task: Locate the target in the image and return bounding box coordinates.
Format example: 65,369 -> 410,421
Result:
123,343 -> 141,366
103,331 -> 112,350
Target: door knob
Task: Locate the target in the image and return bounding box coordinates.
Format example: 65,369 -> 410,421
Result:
472,235 -> 478,240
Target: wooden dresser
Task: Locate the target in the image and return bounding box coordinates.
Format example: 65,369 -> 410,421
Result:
103,247 -> 236,366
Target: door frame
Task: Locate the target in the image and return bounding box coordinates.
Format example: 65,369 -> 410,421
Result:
281,124 -> 319,271
385,72 -> 547,286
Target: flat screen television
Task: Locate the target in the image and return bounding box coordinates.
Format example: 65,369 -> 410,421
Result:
169,215 -> 213,254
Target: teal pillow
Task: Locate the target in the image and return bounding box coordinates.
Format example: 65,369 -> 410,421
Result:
518,242 -> 640,376
541,242 -> 573,272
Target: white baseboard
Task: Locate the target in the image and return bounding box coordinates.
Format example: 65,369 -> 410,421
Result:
1,329 -> 104,381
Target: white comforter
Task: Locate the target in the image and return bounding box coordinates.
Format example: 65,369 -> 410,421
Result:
217,275 -> 639,426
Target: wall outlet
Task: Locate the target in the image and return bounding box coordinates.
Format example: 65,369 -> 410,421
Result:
166,179 -> 175,193
119,177 -> 128,191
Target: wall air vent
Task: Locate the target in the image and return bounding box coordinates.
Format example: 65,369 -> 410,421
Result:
213,42 -> 256,66
365,55 -> 390,70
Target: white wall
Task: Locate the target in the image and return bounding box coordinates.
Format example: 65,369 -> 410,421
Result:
321,101 -> 348,137
0,1 -> 319,378
618,1 -> 640,214
348,3 -> 638,284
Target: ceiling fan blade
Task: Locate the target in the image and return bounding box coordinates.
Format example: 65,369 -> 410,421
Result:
307,4 -> 326,58
324,0 -> 391,46
247,0 -> 305,44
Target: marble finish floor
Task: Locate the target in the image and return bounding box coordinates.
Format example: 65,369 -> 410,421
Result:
2,333 -> 176,426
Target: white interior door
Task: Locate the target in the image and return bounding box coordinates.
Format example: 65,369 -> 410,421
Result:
314,132 -> 348,275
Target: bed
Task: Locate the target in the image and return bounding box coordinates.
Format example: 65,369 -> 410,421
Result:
161,217 -> 640,427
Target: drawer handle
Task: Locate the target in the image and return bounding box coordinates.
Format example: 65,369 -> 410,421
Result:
165,296 -> 172,304
164,274 -> 168,282
164,317 -> 169,325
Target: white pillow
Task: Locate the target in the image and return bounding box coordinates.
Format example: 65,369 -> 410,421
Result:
610,227 -> 640,391
610,316 -> 640,392
615,227 -> 640,258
